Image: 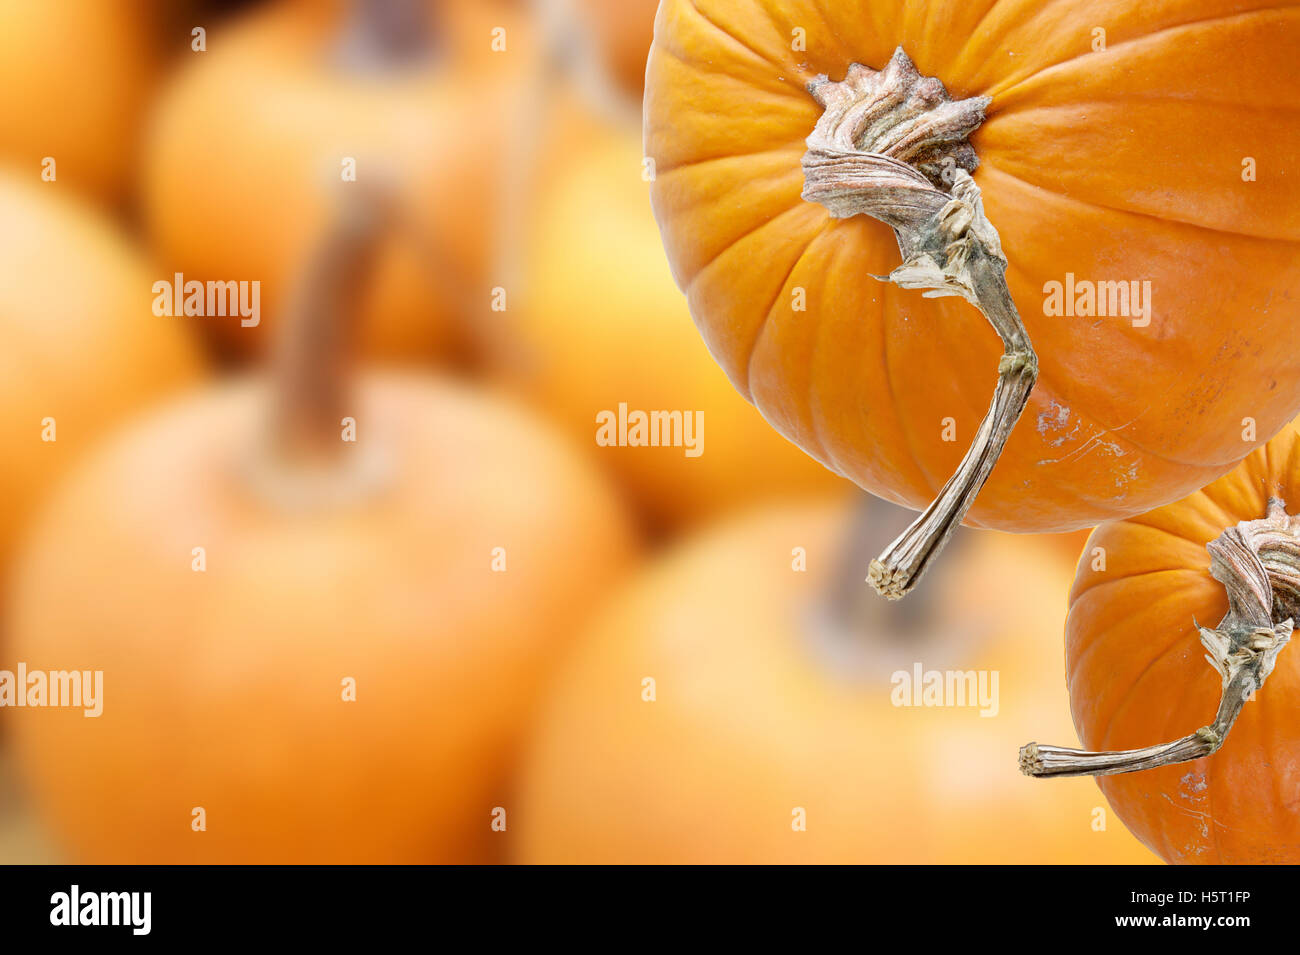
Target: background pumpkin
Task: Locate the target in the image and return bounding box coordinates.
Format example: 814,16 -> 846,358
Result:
644,0 -> 1300,536
567,0 -> 658,97
503,98 -> 849,531
0,172 -> 203,586
513,497 -> 1157,863
4,202 -> 637,864
1063,420 -> 1300,864
0,0 -> 162,205
142,0 -> 531,363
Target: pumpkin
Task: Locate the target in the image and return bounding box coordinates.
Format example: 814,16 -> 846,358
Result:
5,197 -> 637,864
645,0 -> 1300,597
1025,419 -> 1300,864
0,171 -> 203,585
142,0 -> 532,363
569,0 -> 658,97
513,498 -> 1157,863
0,0 -> 160,204
505,100 -> 849,531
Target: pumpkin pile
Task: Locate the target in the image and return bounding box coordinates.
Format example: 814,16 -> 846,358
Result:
0,0 -> 1296,867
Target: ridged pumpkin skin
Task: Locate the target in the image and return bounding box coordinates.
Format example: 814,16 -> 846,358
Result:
0,173 -> 202,583
515,500 -> 1157,863
645,0 -> 1300,532
1067,421 -> 1300,863
7,375 -> 636,863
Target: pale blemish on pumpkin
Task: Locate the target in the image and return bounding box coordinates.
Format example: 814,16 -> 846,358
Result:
1036,401 -> 1072,445
1179,770 -> 1208,798
1161,791 -> 1212,855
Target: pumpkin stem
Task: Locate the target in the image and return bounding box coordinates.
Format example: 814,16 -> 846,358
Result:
801,48 -> 1036,601
1020,498 -> 1299,778
336,0 -> 433,70
269,183 -> 393,464
242,184 -> 399,510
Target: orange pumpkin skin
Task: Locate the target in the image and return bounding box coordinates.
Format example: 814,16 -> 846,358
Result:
0,0 -> 157,204
0,172 -> 203,583
142,0 -> 529,363
645,0 -> 1300,532
514,501 -> 1157,863
1067,421 -> 1300,864
508,103 -> 849,530
7,375 -> 636,863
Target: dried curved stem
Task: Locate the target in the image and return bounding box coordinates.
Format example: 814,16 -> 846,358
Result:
801,49 -> 1036,601
1021,498 -> 1299,778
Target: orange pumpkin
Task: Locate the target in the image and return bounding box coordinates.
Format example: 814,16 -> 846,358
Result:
570,0 -> 658,96
505,101 -> 848,530
5,199 -> 637,864
142,0 -> 532,363
0,171 -> 203,584
514,498 -> 1157,863
1047,419 -> 1300,864
645,0 -> 1300,593
0,0 -> 159,204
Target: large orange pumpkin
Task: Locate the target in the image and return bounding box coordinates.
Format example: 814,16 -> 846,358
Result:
645,0 -> 1300,594
0,0 -> 160,204
514,498 -> 1157,863
0,172 -> 203,584
143,0 -> 532,362
5,201 -> 637,864
1033,419 -> 1300,864
505,99 -> 848,530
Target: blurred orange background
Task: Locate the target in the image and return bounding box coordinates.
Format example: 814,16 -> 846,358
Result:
0,0 -> 1152,864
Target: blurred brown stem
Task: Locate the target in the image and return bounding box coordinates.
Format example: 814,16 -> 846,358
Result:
336,0 -> 433,70
271,187 -> 392,465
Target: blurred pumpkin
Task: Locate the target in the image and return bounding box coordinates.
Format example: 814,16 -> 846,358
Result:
645,0 -> 1300,594
0,172 -> 203,587
1049,419 -> 1300,864
569,0 -> 658,96
0,0 -> 159,204
5,196 -> 637,864
1043,527 -> 1092,568
514,498 -> 1157,863
504,104 -> 849,531
142,0 -> 531,363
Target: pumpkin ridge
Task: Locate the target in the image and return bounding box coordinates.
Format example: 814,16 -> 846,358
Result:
742,218 -> 834,448
1070,564 -> 1210,608
800,232 -> 868,478
959,0 -> 1008,55
1066,577 -> 1208,705
685,200 -> 827,391
682,0 -> 788,79
1124,499 -> 1241,548
978,155 -> 1300,249
979,3 -> 1300,102
1092,617 -> 1201,755
650,133 -> 810,180
662,157 -> 814,278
